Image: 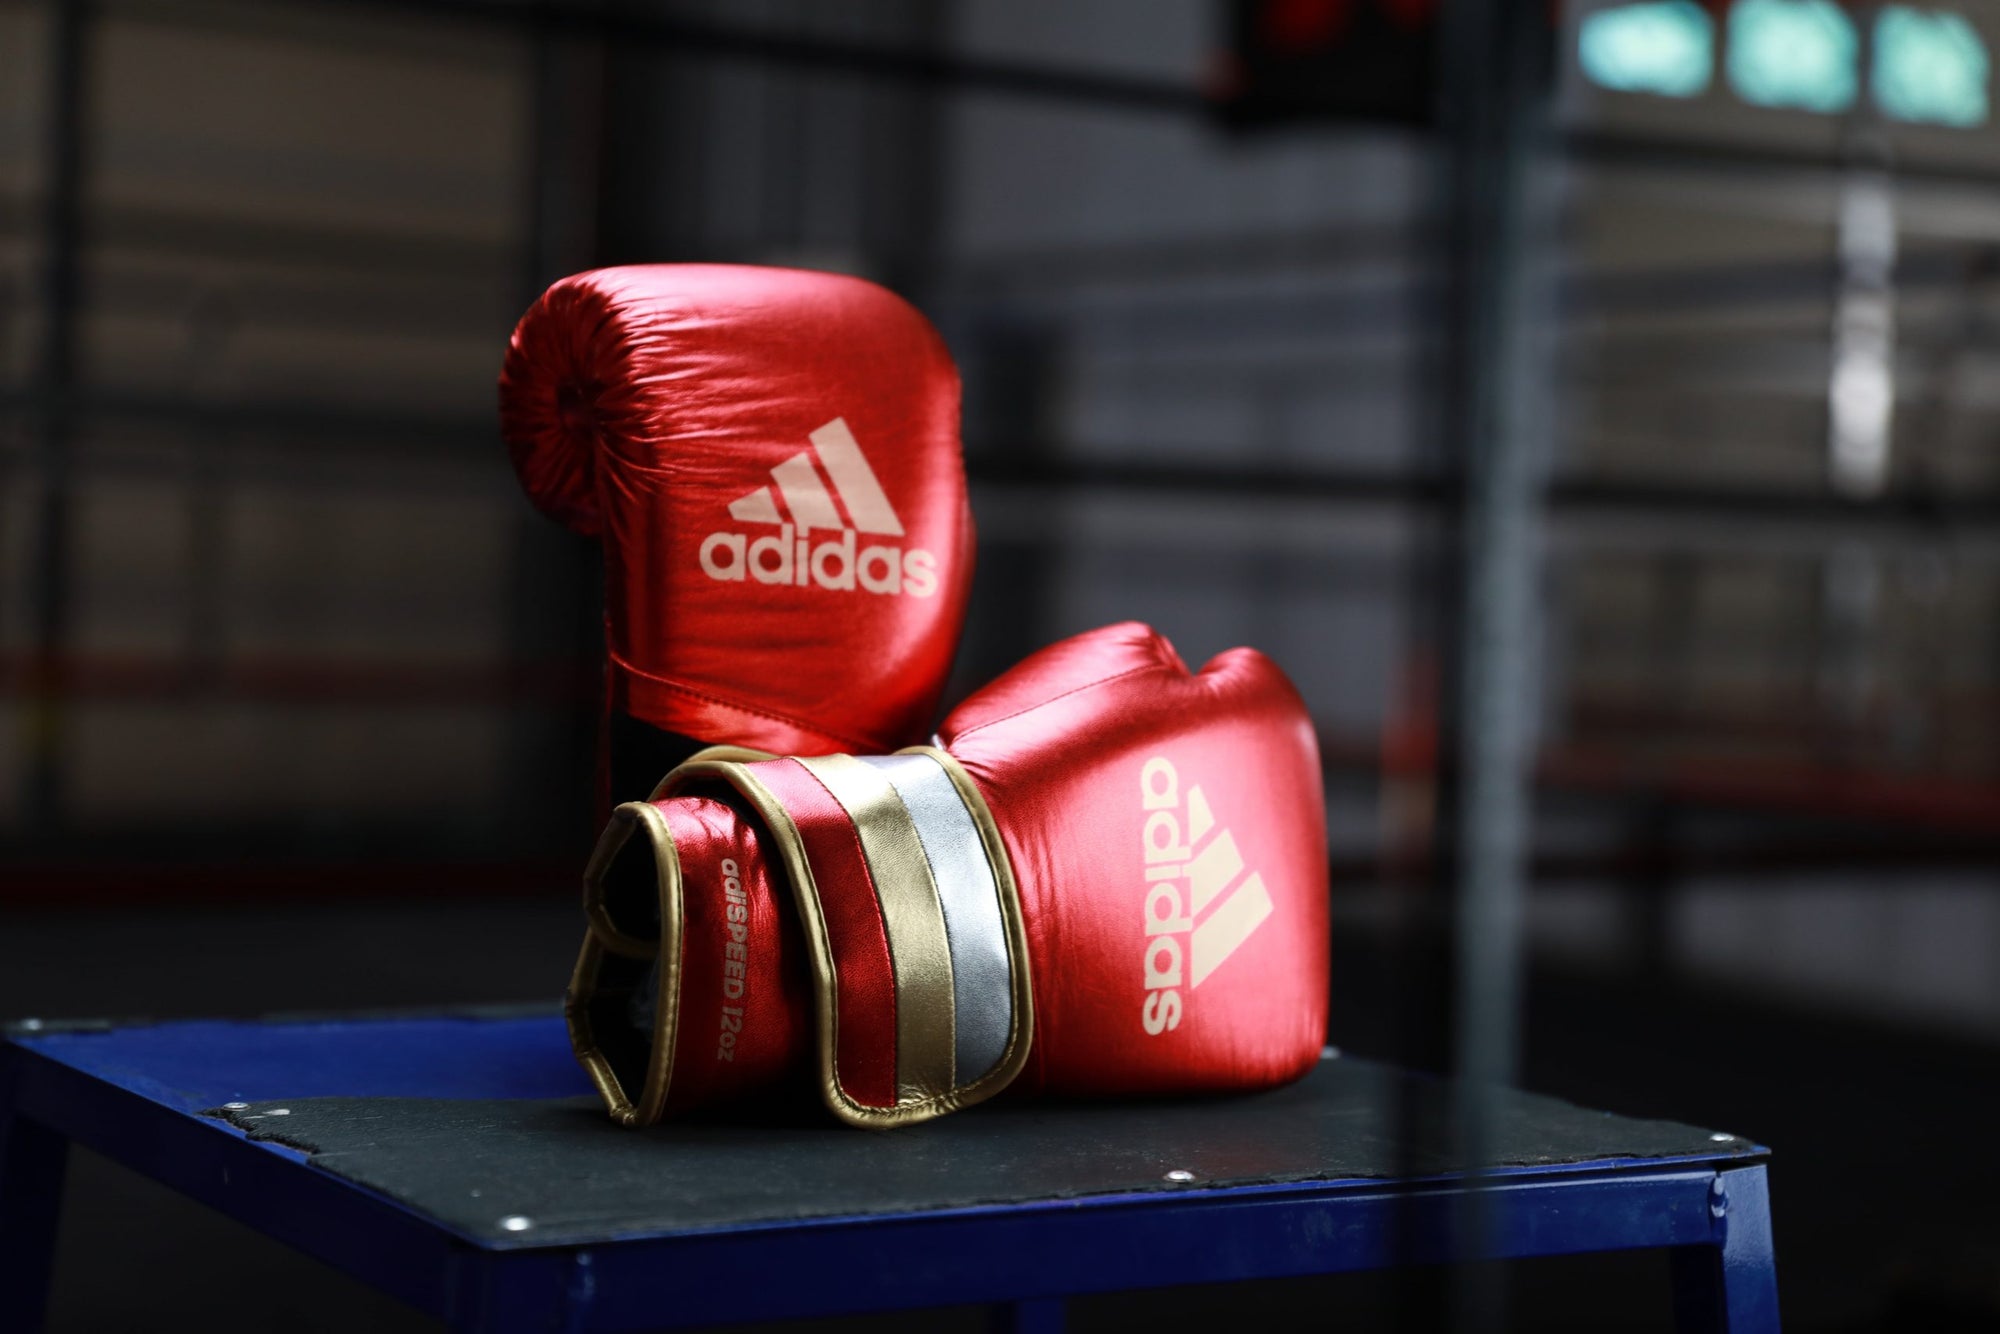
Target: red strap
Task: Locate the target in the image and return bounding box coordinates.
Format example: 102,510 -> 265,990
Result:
744,758 -> 899,1109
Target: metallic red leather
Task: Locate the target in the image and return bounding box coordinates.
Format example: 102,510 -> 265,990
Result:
567,622 -> 1329,1128
499,264 -> 974,811
651,795 -> 812,1112
937,621 -> 1329,1102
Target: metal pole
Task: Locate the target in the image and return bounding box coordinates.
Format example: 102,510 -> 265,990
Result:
500,5 -> 606,856
1436,0 -> 1556,1326
23,0 -> 89,835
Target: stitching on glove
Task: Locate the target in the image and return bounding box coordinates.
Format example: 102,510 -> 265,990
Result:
945,662 -> 1161,744
609,653 -> 885,753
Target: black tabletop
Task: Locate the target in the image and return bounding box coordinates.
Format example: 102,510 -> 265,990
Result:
212,1046 -> 1752,1246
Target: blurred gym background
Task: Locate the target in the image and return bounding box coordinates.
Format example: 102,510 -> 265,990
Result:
5,0 -> 2000,1328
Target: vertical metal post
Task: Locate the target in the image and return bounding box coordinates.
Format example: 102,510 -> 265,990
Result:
1436,0 -> 1556,1326
869,0 -> 949,302
0,1047 -> 70,1333
23,0 -> 89,835
1669,1166 -> 1783,1334
501,7 -> 608,856
881,0 -> 1047,696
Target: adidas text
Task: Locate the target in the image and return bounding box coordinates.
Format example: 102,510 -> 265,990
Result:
1139,756 -> 1275,1036
699,524 -> 938,597
716,857 -> 748,1063
697,416 -> 939,598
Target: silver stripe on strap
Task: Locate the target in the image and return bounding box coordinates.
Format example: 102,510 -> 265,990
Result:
859,753 -> 1013,1084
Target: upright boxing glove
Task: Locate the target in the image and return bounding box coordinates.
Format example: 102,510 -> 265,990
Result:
567,622 -> 1329,1128
500,264 -> 974,811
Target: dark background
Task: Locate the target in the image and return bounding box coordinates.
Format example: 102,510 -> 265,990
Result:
6,0 -> 2000,1329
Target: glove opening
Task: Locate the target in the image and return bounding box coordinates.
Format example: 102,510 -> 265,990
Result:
567,802 -> 684,1125
577,951 -> 659,1116
568,778 -> 815,1125
587,803 -> 669,949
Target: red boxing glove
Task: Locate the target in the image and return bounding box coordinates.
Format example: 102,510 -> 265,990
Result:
500,264 -> 974,811
567,622 -> 1329,1128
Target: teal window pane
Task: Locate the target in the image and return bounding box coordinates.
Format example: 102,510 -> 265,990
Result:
1874,7 -> 1989,127
1727,0 -> 1858,112
1580,1 -> 1716,98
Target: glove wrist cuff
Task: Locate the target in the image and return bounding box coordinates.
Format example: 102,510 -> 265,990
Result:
676,745 -> 1034,1128
609,656 -> 889,760
567,743 -> 1035,1130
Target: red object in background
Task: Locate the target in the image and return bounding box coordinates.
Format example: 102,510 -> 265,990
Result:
1217,0 -> 1444,125
1380,0 -> 1438,29
1255,0 -> 1437,44
500,265 -> 975,817
593,622 -> 1330,1126
1259,0 -> 1356,47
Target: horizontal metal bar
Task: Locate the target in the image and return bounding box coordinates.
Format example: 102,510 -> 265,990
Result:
0,857 -> 577,904
0,651 -> 589,705
1536,739 -> 2000,832
153,0 -> 1212,115
519,1165 -> 1728,1330
0,193 -> 512,279
0,389 -> 491,458
1566,126 -> 2000,193
970,455 -> 2000,532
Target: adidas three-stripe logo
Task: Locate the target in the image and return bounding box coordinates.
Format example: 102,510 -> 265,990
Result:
727,418 -> 904,535
698,418 -> 939,597
1138,755 -> 1276,1036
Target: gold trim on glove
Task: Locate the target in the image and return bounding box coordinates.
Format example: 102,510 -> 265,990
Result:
795,753 -> 959,1104
565,742 -> 1033,1129
565,744 -> 778,1127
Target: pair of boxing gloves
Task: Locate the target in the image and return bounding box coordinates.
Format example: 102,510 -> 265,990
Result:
502,265 -> 1327,1128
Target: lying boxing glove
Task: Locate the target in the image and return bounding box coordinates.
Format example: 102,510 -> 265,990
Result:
500,264 -> 974,813
566,621 -> 1329,1128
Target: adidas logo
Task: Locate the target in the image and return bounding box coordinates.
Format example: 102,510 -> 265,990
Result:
698,417 -> 939,598
1138,755 -> 1275,1036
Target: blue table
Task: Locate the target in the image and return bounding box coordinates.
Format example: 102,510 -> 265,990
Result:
0,1011 -> 1777,1332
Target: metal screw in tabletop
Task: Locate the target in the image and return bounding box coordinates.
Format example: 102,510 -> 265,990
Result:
1164,1169 -> 1197,1184
500,1215 -> 535,1233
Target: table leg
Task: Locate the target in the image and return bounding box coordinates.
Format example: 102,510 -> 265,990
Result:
1670,1165 -> 1780,1334
994,1296 -> 1066,1333
0,1082 -> 70,1334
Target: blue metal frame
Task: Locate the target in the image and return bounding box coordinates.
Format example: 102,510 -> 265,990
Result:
0,1018 -> 1778,1333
